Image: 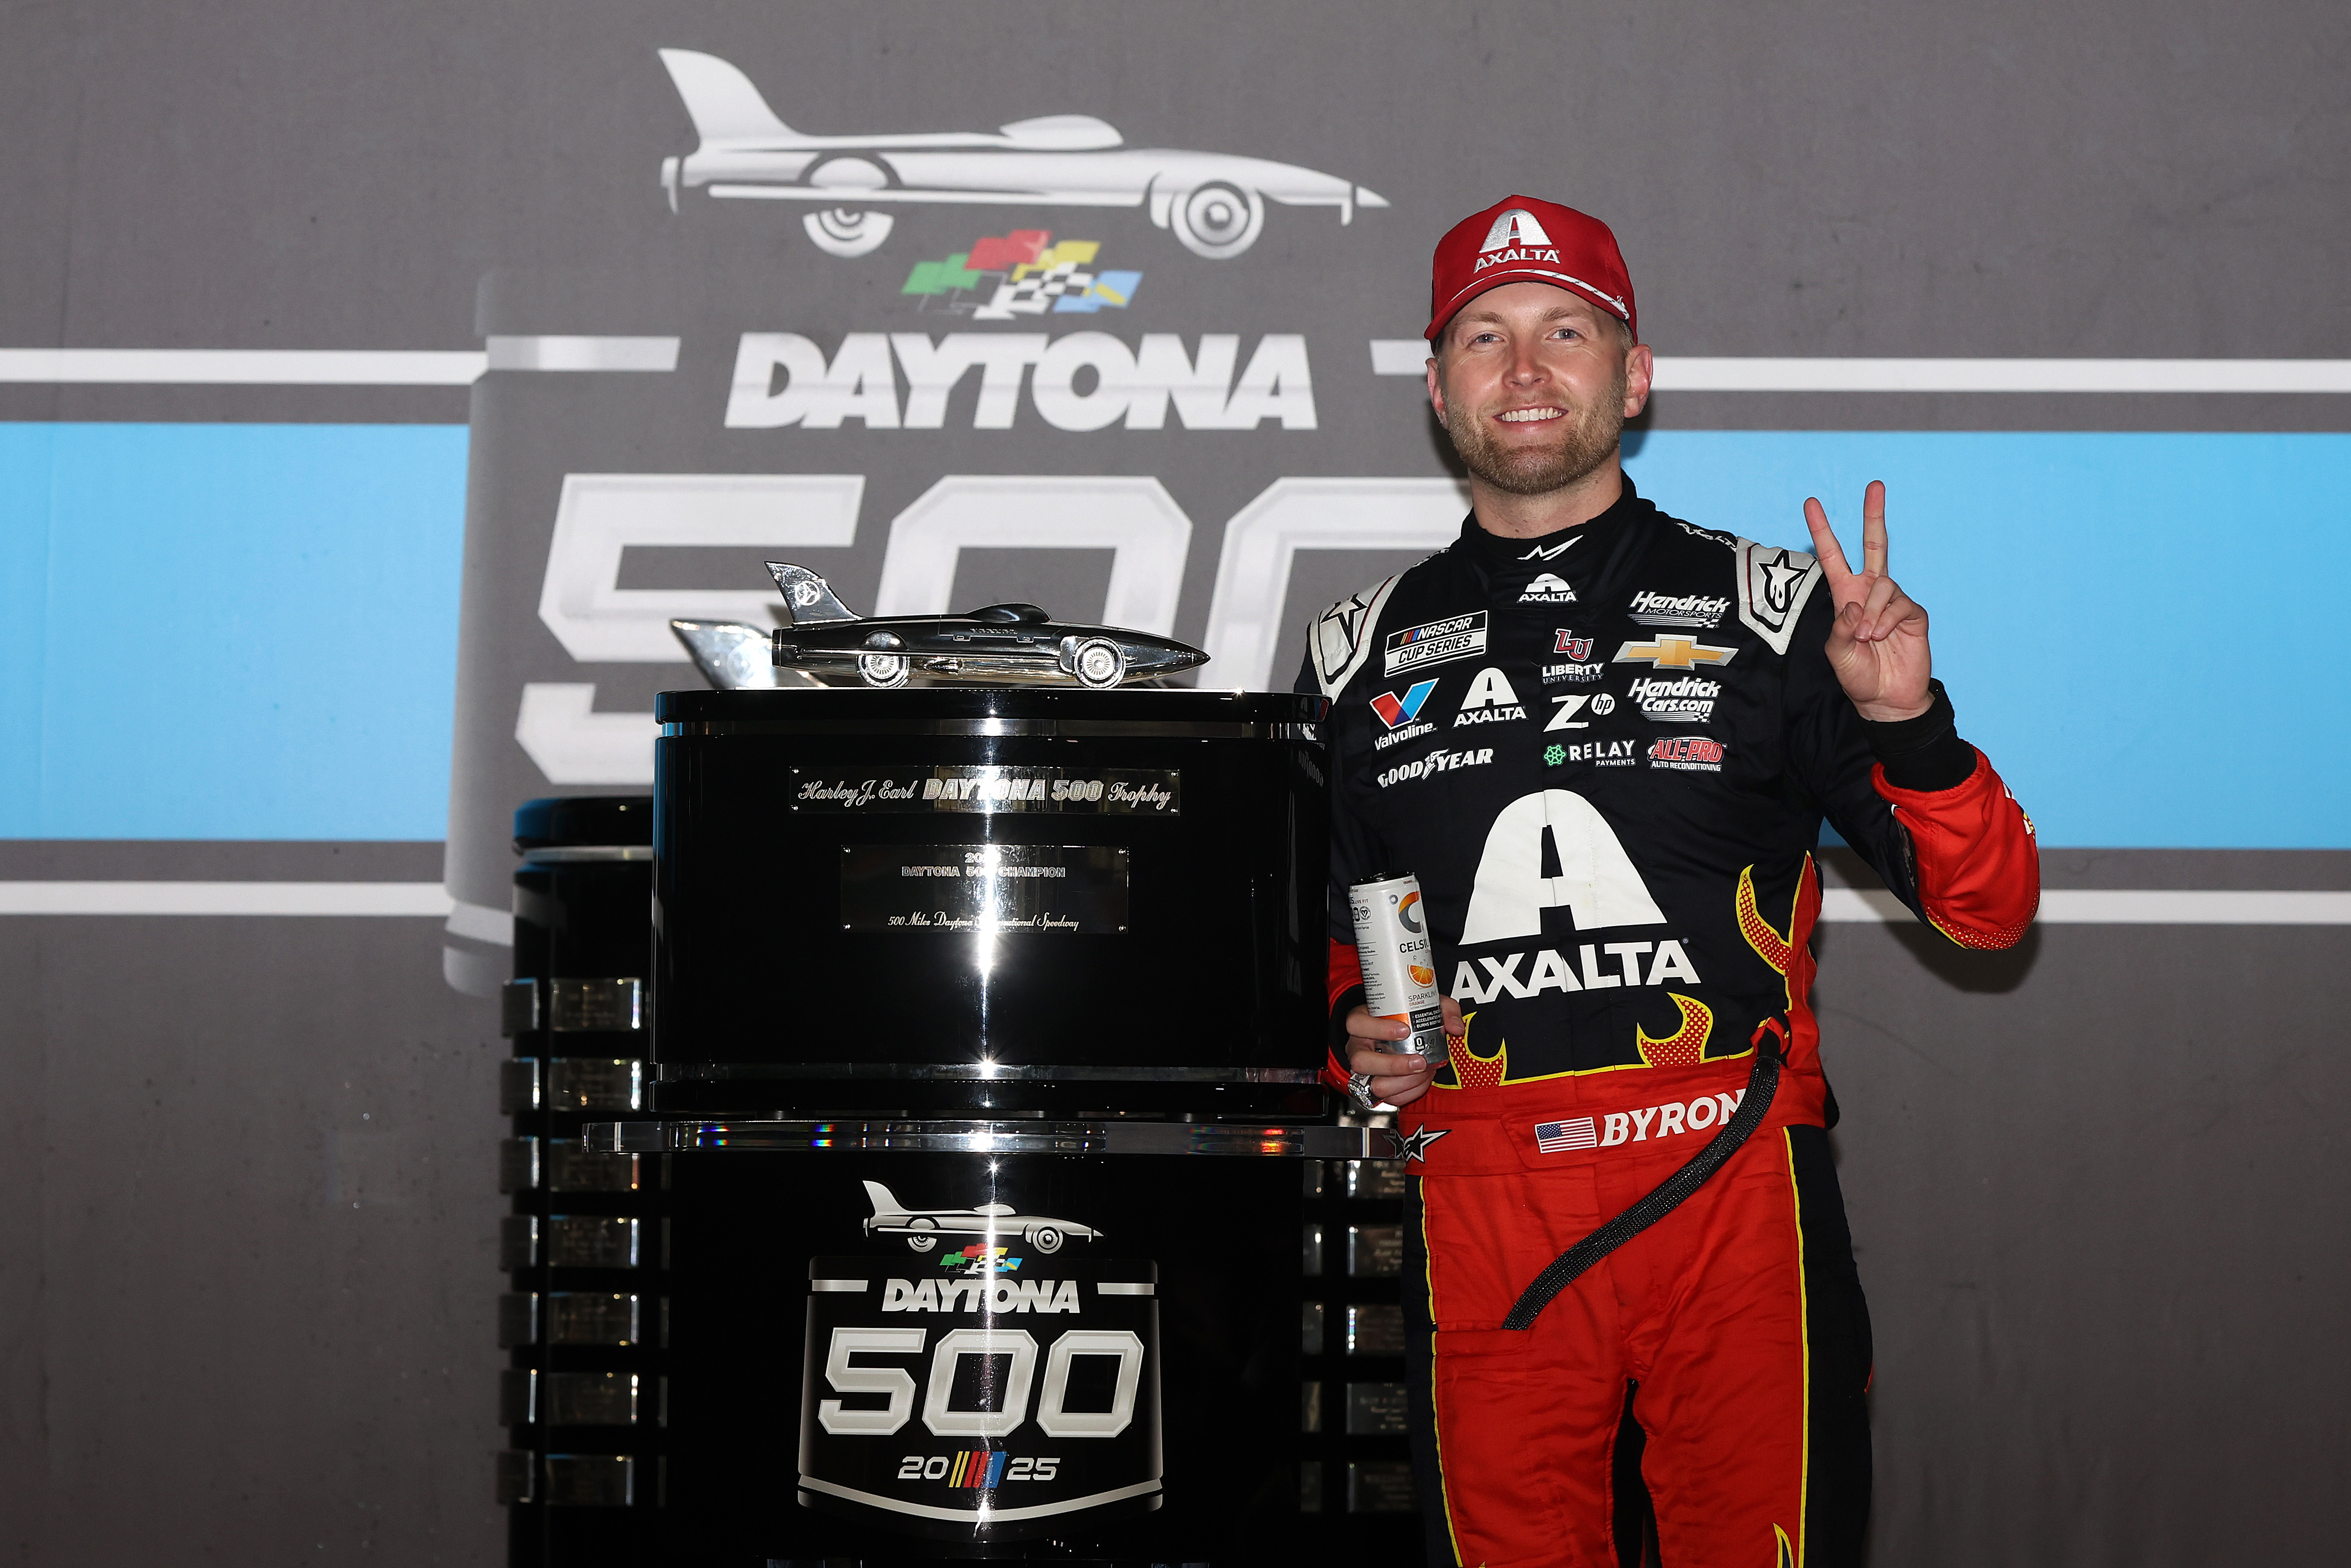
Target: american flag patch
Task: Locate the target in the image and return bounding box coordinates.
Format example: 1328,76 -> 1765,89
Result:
1534,1118 -> 1599,1153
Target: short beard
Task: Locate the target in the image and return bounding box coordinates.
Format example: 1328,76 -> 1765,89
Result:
1441,363 -> 1629,497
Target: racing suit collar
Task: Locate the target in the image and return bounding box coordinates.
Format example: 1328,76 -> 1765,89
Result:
1458,474 -> 1645,566
1456,475 -> 1653,605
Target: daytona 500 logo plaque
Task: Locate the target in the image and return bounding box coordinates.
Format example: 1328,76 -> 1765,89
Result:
797,1187 -> 1161,1536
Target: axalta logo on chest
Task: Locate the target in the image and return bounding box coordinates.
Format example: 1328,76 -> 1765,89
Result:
1518,573 -> 1575,604
1451,938 -> 1702,1002
1454,667 -> 1525,726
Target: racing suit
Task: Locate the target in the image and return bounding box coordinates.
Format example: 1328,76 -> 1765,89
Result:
1299,479 -> 2039,1567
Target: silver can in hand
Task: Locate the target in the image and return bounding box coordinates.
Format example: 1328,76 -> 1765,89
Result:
1348,872 -> 1447,1058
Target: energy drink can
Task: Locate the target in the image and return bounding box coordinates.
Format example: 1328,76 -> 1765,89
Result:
1348,873 -> 1446,1057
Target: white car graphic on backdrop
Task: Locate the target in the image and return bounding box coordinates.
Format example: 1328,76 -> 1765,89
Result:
657,48 -> 1387,259
861,1181 -> 1101,1255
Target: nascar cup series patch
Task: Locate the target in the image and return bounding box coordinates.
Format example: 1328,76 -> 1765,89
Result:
1384,612 -> 1488,676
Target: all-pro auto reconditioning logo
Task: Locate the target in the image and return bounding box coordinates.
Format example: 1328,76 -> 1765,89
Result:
655,48 -> 1386,259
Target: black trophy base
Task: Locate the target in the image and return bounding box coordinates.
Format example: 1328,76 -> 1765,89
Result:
503,1144 -> 1419,1567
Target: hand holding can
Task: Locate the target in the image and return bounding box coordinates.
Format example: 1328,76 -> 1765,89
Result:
1349,873 -> 1449,1059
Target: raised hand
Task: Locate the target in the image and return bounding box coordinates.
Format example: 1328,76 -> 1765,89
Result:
1803,480 -> 1934,722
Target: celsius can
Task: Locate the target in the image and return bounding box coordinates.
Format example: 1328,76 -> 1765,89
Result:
1348,873 -> 1446,1057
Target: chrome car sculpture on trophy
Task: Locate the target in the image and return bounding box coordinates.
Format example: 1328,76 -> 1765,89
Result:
668,561 -> 1210,690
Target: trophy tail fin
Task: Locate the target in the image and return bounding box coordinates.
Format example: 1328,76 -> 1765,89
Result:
766,562 -> 861,625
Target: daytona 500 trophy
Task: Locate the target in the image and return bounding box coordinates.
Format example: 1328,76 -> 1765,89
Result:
504,569 -> 1418,1564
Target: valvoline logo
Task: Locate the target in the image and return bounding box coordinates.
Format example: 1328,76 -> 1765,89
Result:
1370,679 -> 1438,730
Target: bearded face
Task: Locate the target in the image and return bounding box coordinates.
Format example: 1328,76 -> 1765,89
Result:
1438,356 -> 1630,497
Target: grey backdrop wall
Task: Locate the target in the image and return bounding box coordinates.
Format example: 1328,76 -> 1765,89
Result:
3,2 -> 2347,1563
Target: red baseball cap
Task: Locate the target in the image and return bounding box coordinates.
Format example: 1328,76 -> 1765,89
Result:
1426,195 -> 1637,343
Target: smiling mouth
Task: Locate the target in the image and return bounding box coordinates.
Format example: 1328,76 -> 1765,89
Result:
1496,406 -> 1566,423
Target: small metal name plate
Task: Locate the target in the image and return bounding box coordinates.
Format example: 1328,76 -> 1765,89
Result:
840,844 -> 1129,934
792,766 -> 1179,815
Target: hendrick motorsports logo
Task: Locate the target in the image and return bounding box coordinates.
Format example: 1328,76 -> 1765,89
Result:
656,47 -> 1387,259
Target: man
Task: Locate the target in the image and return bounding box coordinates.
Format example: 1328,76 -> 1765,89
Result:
1299,196 -> 2039,1567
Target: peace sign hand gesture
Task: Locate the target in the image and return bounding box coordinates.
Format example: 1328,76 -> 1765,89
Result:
1803,480 -> 1935,722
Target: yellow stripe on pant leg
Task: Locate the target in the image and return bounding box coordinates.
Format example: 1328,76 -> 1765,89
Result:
1782,1129 -> 1811,1568
1421,1182 -> 1467,1566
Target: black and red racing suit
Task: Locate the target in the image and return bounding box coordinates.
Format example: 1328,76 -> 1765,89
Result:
1297,479 -> 2038,1567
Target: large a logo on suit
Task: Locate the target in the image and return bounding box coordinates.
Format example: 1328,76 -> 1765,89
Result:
1461,789 -> 1666,943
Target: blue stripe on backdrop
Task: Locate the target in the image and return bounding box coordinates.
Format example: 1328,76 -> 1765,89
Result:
0,423 -> 469,840
1626,431 -> 2350,850
0,424 -> 2342,846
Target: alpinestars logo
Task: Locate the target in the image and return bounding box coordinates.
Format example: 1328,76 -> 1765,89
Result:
1454,667 -> 1526,727
1370,678 -> 1438,750
1628,590 -> 1731,628
1519,572 -> 1576,605
1397,1126 -> 1450,1163
1627,676 -> 1721,724
1475,208 -> 1561,273
1520,538 -> 1582,563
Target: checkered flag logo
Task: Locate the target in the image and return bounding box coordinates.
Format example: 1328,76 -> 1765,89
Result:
995,259 -> 1097,312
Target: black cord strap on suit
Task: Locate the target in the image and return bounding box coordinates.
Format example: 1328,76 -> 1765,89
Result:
1499,1042 -> 1783,1331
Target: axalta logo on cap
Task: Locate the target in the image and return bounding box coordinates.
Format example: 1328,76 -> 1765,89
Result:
1476,208 -> 1562,273
1481,209 -> 1555,252
1428,196 -> 1639,342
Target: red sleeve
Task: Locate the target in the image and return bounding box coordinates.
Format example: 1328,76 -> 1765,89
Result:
1322,938 -> 1365,1092
1871,748 -> 2040,949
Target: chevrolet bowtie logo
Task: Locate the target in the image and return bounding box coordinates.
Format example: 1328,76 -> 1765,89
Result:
1613,635 -> 1738,671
